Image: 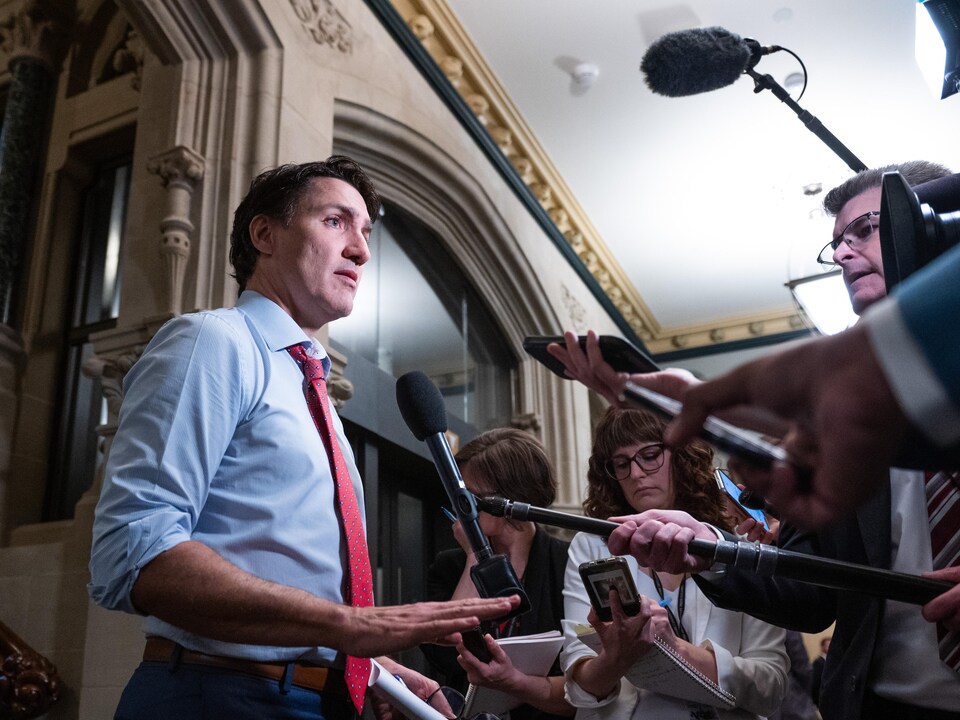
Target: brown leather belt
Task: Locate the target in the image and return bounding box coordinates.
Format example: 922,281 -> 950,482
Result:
143,637 -> 346,694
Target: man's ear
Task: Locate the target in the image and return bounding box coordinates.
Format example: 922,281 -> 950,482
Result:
249,214 -> 275,255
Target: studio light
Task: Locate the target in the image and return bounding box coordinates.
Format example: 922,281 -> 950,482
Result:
785,270 -> 858,336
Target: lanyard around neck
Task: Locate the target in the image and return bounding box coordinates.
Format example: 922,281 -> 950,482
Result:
651,571 -> 689,642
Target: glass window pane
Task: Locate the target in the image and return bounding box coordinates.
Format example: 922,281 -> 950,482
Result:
330,203 -> 514,429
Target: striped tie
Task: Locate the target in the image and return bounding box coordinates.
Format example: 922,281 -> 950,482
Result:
925,470 -> 960,672
288,344 -> 373,712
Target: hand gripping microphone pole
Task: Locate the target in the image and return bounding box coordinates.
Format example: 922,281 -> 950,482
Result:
475,496 -> 953,606
396,372 -> 530,621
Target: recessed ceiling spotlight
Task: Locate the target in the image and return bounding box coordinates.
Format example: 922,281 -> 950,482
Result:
571,62 -> 600,88
773,7 -> 793,22
803,182 -> 823,196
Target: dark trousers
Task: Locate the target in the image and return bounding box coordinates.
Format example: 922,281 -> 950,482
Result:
115,662 -> 353,720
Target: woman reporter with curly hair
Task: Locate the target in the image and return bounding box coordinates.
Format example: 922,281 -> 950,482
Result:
561,407 -> 788,719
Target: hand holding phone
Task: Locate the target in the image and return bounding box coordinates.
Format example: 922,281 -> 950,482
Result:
459,627 -> 493,663
523,334 -> 659,379
716,468 -> 769,530
579,557 -> 641,622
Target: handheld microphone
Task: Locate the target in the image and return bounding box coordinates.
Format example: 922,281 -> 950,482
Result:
640,26 -> 781,97
476,496 -> 952,606
395,372 -> 530,620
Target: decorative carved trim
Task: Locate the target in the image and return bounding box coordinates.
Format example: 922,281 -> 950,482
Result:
289,0 -> 353,53
110,25 -> 144,91
0,0 -> 71,70
147,146 -> 205,316
0,619 -> 61,719
82,346 -> 146,435
324,344 -> 354,409
389,0 -> 805,351
560,284 -> 587,333
510,412 -> 541,436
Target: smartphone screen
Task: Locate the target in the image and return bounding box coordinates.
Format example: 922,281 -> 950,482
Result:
716,468 -> 769,529
578,558 -> 641,621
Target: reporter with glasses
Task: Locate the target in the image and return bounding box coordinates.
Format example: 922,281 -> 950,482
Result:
561,407 -> 788,720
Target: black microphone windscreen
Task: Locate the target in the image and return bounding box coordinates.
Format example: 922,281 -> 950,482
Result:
915,172 -> 960,214
641,26 -> 751,97
396,371 -> 448,441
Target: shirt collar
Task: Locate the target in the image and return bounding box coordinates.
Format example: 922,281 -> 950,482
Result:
236,291 -> 329,365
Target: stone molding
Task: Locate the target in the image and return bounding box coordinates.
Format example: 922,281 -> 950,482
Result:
324,343 -> 354,409
0,0 -> 71,71
289,0 -> 353,53
147,145 -> 205,316
389,0 -> 805,351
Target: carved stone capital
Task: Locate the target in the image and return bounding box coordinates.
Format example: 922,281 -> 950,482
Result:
289,0 -> 353,53
111,25 -> 145,91
147,145 -> 205,190
0,0 -> 71,71
325,344 -> 353,410
82,345 -> 146,433
0,619 -> 61,719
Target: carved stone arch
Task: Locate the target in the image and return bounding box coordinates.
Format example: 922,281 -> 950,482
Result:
66,0 -> 135,97
333,101 -> 594,512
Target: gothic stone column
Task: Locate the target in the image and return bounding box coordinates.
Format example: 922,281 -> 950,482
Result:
0,0 -> 66,324
146,146 -> 204,316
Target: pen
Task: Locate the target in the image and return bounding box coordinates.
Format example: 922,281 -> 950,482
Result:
441,506 -> 457,523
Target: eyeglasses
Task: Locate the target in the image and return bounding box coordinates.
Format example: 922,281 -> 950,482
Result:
817,211 -> 880,266
603,443 -> 666,481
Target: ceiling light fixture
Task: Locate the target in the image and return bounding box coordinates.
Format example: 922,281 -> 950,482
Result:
785,270 -> 858,335
571,62 -> 600,88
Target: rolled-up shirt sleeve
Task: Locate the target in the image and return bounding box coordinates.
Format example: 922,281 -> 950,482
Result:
88,313 -> 247,613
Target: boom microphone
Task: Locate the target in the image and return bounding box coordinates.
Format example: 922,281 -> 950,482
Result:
640,26 -> 867,172
395,372 -> 530,618
476,496 -> 953,606
640,26 -> 780,97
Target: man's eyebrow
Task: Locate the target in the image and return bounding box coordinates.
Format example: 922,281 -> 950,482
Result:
316,202 -> 372,231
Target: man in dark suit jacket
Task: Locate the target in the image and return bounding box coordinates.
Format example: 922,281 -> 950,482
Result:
810,637 -> 829,707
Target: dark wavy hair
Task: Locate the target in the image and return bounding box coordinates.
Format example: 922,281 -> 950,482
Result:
822,160 -> 952,216
228,155 -> 381,291
584,407 -> 733,531
457,428 -> 557,529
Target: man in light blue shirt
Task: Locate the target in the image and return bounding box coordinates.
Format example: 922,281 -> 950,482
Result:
89,156 -> 517,720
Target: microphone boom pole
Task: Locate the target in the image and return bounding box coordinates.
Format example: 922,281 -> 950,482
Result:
476,496 -> 952,606
744,68 -> 866,172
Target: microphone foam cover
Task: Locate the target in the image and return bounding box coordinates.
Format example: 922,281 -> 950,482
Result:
396,371 -> 448,440
641,26 -> 751,97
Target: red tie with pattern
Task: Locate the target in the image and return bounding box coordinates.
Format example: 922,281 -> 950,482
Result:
925,470 -> 960,672
288,344 -> 373,712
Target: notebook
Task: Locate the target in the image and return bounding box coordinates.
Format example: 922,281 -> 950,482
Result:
576,626 -> 736,709
462,630 -> 565,716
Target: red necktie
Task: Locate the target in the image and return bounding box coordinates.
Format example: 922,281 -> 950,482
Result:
288,344 -> 373,712
925,470 -> 960,672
